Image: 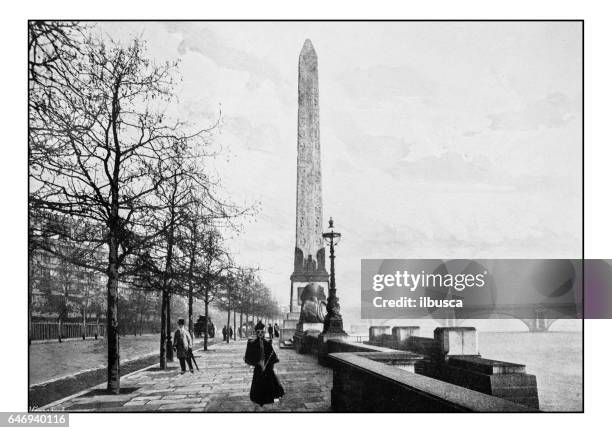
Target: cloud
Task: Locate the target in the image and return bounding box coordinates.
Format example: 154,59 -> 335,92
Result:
163,23 -> 286,91
344,134 -> 412,170
338,65 -> 437,106
488,92 -> 577,131
389,151 -> 512,185
221,116 -> 280,155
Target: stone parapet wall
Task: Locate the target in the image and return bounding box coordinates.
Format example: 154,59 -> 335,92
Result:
294,325 -> 540,410
328,352 -> 536,412
415,355 -> 539,409
365,326 -> 539,409
400,336 -> 440,356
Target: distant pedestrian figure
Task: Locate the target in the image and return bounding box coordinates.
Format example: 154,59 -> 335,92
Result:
229,326 -> 234,340
244,322 -> 285,406
274,323 -> 280,338
173,319 -> 194,374
222,325 -> 228,342
268,323 -> 274,341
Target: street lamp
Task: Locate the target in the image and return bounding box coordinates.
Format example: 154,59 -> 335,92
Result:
322,217 -> 347,336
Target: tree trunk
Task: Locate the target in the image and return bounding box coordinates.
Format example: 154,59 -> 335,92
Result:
82,307 -> 87,340
139,300 -> 144,336
28,264 -> 32,345
233,309 -> 236,341
188,241 -> 196,339
203,294 -> 209,351
57,317 -> 62,343
226,301 -> 231,344
106,242 -> 121,393
166,293 -> 173,362
159,289 -> 167,369
239,310 -> 243,338
133,294 -> 138,337
248,310 -> 251,336
188,285 -> 194,339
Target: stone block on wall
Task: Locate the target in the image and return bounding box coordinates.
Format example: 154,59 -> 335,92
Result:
434,327 -> 478,356
392,326 -> 420,348
369,326 -> 392,344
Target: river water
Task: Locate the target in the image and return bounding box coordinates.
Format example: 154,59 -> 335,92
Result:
478,331 -> 582,412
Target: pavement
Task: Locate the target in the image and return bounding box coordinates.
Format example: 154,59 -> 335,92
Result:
41,339 -> 333,412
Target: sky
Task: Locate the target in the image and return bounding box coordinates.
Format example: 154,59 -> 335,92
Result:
94,22 -> 582,328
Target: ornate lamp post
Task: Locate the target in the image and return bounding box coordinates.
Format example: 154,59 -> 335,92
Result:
322,217 -> 347,336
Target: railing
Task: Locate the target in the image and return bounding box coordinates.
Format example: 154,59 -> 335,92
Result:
30,322 -> 106,341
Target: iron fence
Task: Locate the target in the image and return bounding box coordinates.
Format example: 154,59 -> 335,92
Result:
30,322 -> 105,341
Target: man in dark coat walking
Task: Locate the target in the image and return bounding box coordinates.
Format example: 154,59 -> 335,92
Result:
173,319 -> 194,374
244,322 -> 284,406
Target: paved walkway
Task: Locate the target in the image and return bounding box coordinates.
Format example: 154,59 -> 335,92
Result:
42,339 -> 332,412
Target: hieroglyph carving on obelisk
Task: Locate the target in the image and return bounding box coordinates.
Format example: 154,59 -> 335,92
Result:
296,39 -> 324,264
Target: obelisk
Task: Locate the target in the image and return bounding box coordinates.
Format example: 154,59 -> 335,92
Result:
290,39 -> 329,314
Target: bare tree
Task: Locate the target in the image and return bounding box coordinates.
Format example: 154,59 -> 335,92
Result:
148,149 -> 197,368
214,273 -> 239,343
174,185 -> 249,347
232,267 -> 257,338
193,229 -> 232,350
29,25 -> 215,392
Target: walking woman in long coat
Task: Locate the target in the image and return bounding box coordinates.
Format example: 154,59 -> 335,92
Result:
244,322 -> 285,406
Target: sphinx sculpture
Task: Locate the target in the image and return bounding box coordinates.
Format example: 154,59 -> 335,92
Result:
298,283 -> 327,324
